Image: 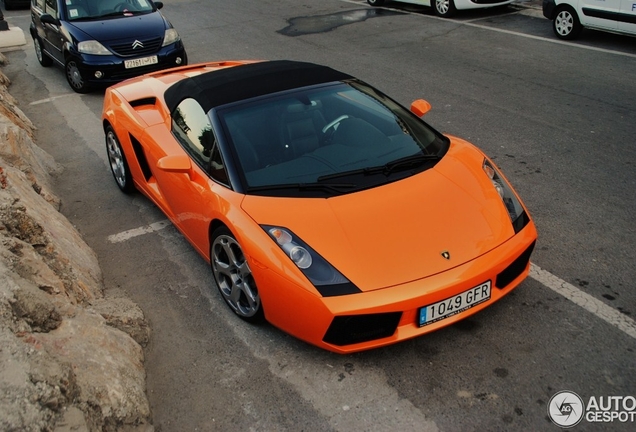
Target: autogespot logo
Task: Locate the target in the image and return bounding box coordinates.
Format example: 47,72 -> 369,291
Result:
548,390 -> 585,428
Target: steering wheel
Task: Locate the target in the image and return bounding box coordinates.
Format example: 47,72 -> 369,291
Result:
322,115 -> 349,135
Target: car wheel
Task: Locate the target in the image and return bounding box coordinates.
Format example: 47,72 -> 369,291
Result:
367,0 -> 385,5
211,226 -> 264,323
33,36 -> 53,67
65,59 -> 91,93
433,0 -> 457,17
105,125 -> 134,193
553,6 -> 582,40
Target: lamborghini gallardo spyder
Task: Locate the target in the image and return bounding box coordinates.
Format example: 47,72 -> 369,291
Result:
102,60 -> 537,354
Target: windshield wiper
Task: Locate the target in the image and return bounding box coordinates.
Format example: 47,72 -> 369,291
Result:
98,10 -> 145,18
383,153 -> 441,174
317,152 -> 441,182
246,182 -> 356,194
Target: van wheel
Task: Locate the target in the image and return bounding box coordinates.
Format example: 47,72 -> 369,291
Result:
553,6 -> 582,40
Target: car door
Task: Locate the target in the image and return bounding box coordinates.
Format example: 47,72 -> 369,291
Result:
154,98 -> 230,255
36,0 -> 65,64
618,0 -> 636,34
578,0 -> 621,30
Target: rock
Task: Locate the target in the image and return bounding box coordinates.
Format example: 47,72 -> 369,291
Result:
0,55 -> 152,431
92,295 -> 151,347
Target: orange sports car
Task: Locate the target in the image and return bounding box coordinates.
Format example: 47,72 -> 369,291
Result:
102,60 -> 537,354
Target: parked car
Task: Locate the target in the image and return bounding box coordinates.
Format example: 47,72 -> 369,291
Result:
543,0 -> 636,39
367,0 -> 514,18
4,0 -> 31,10
102,60 -> 537,354
29,0 -> 187,93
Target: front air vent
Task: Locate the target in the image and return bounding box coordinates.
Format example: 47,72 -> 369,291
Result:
323,312 -> 402,346
495,241 -> 536,289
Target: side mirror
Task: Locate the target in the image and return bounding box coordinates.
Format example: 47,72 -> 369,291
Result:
157,155 -> 191,173
154,1 -> 164,9
40,14 -> 60,26
410,99 -> 431,117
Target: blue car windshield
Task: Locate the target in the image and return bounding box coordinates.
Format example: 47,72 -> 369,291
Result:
216,81 -> 449,196
65,0 -> 155,21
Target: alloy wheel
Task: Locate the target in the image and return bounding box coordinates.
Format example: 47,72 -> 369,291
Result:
212,233 -> 262,320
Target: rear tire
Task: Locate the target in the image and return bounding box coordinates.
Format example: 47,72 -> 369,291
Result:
211,226 -> 264,323
552,6 -> 582,40
33,36 -> 53,67
105,125 -> 134,194
433,0 -> 457,17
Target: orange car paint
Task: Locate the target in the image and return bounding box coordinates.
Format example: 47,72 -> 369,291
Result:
102,61 -> 538,353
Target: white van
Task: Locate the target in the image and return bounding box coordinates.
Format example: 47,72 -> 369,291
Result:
367,0 -> 515,18
542,0 -> 636,39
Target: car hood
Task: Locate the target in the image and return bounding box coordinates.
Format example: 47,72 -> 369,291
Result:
241,140 -> 516,292
68,12 -> 167,42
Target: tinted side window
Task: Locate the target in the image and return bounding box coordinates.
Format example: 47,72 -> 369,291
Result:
172,98 -> 229,185
45,0 -> 57,16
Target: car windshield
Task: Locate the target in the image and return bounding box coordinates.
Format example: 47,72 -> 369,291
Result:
216,81 -> 448,197
65,0 -> 155,21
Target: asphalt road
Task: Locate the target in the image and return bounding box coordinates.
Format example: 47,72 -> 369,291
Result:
2,0 -> 635,430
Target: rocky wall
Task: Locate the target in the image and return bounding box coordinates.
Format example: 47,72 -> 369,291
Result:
0,53 -> 152,432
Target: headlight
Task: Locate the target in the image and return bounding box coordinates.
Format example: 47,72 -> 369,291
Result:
77,40 -> 111,55
263,226 -> 361,297
162,28 -> 180,46
482,159 -> 526,226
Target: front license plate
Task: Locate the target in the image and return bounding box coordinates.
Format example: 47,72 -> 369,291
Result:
124,55 -> 158,69
419,281 -> 491,327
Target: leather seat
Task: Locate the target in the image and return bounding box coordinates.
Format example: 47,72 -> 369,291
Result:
281,102 -> 326,159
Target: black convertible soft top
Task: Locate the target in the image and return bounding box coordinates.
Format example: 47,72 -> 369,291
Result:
164,60 -> 354,114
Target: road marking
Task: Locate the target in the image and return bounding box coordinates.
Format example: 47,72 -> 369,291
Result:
107,219 -> 171,243
30,94 -> 76,105
530,263 -> 636,340
107,220 -> 636,340
463,22 -> 636,58
340,0 -> 636,59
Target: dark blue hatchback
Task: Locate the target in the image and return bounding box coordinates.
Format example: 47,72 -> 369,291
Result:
29,0 -> 187,93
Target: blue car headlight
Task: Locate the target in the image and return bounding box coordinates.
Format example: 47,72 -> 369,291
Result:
263,225 -> 361,297
482,158 -> 529,233
162,28 -> 180,47
77,40 -> 111,55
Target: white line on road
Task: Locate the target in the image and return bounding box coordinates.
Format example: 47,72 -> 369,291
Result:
30,93 -> 76,105
107,221 -> 636,341
107,219 -> 171,243
340,0 -> 636,59
529,263 -> 636,339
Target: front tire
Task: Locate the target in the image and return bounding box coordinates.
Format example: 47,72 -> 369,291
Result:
211,226 -> 264,323
553,6 -> 582,40
105,125 -> 134,193
433,0 -> 457,17
65,59 -> 91,93
33,37 -> 53,67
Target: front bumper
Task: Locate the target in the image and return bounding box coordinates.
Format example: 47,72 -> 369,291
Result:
74,42 -> 187,86
255,220 -> 538,354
